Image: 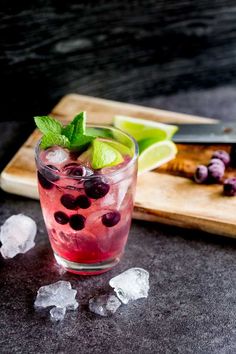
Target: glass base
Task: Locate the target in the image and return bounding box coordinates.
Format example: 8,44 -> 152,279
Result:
54,253 -> 121,275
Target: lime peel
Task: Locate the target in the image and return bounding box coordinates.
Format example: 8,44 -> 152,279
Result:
114,115 -> 178,142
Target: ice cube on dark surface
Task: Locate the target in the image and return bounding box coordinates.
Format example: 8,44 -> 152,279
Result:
50,307 -> 66,322
34,281 -> 78,321
0,214 -> 37,259
109,268 -> 149,304
89,294 -> 121,316
34,280 -> 78,309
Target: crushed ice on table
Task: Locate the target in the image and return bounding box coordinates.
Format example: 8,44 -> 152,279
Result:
34,280 -> 78,321
109,268 -> 149,304
45,147 -> 69,164
89,294 -> 121,317
50,307 -> 66,322
0,214 -> 37,259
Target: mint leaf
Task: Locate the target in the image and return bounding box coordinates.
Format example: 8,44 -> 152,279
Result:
70,112 -> 86,145
40,133 -> 70,149
62,124 -> 75,141
70,134 -> 95,150
34,116 -> 62,135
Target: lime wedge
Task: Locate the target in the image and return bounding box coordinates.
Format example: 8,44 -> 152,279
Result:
98,138 -> 132,156
114,115 -> 178,142
91,139 -> 124,169
138,139 -> 177,175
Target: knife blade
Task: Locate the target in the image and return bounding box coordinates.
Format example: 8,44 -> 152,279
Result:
173,122 -> 236,144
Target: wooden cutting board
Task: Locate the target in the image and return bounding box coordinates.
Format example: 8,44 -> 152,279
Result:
1,94 -> 236,238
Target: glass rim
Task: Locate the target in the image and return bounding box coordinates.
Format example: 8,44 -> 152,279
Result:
35,124 -> 139,180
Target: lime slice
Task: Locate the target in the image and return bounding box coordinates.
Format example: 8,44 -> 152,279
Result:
138,139 -> 177,174
91,139 -> 124,169
114,115 -> 178,142
98,138 -> 132,156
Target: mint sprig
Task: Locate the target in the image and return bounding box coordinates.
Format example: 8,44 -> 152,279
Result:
34,112 -> 95,151
34,116 -> 62,135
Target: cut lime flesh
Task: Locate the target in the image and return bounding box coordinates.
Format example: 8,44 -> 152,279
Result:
114,115 -> 178,142
138,140 -> 177,175
91,139 -> 124,169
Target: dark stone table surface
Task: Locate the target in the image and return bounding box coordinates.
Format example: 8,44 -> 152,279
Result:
1,87 -> 236,354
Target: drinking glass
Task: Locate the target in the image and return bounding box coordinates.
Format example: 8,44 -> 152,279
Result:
35,126 -> 138,275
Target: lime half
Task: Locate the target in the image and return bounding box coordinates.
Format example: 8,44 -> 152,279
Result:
138,140 -> 177,175
114,115 -> 178,142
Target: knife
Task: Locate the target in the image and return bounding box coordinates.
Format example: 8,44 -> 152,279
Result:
173,122 -> 236,144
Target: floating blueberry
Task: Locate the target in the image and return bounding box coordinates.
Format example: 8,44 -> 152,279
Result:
102,211 -> 121,227
208,164 -> 225,182
60,194 -> 77,210
194,165 -> 208,184
223,178 -> 236,196
54,211 -> 69,225
65,164 -> 87,177
43,165 -> 60,182
212,150 -> 230,167
84,178 -> 110,199
69,214 -> 86,230
37,171 -> 53,190
76,195 -> 91,209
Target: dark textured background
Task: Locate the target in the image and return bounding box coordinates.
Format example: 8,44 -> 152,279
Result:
2,0 -> 236,122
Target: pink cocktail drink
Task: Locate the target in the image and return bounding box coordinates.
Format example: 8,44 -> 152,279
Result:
35,125 -> 138,275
